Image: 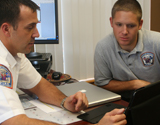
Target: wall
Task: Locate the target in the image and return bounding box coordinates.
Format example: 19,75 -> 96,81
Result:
35,0 -> 151,81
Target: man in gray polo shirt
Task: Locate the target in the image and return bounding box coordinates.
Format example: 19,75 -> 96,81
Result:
94,0 -> 160,102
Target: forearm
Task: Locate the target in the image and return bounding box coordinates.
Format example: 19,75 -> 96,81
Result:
101,80 -> 135,92
28,77 -> 88,113
102,79 -> 150,93
1,114 -> 59,125
29,77 -> 66,107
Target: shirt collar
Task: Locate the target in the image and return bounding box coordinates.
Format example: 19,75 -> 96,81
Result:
0,40 -> 21,68
115,29 -> 143,54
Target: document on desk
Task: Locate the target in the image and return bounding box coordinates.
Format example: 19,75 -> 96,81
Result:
26,99 -> 82,124
29,100 -> 62,113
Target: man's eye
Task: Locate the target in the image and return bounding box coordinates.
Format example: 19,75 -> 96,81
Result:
127,24 -> 135,28
28,26 -> 34,29
116,23 -> 122,27
28,25 -> 36,30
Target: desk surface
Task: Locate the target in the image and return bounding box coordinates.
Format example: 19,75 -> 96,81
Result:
19,89 -> 129,125
68,100 -> 129,125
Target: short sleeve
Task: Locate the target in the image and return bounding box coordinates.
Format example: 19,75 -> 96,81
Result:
17,54 -> 42,89
0,86 -> 25,123
94,42 -> 112,86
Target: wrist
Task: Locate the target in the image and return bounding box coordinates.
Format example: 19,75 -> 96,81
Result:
60,97 -> 70,111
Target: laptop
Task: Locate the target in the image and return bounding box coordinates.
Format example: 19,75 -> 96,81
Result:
56,81 -> 121,107
77,80 -> 160,125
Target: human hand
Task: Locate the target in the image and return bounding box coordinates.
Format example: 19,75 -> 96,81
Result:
132,80 -> 151,90
96,108 -> 127,125
64,91 -> 88,112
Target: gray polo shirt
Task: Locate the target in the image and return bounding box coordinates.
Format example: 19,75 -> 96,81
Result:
94,29 -> 160,87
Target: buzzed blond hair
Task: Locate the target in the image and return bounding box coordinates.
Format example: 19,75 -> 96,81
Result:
112,0 -> 142,22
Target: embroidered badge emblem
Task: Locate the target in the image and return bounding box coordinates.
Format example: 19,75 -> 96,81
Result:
0,64 -> 13,89
141,52 -> 154,66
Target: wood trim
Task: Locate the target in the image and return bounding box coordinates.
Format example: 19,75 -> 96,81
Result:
82,79 -> 95,84
151,0 -> 160,32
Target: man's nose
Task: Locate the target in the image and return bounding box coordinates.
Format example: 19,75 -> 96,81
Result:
122,25 -> 128,35
33,27 -> 40,38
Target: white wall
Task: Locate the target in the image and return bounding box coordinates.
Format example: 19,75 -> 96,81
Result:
35,0 -> 151,81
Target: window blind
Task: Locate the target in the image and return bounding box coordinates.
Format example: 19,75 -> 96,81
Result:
34,0 -> 150,81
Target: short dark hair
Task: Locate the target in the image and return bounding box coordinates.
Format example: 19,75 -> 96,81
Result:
112,0 -> 142,22
0,0 -> 40,29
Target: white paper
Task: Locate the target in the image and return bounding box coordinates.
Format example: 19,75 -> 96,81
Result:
25,99 -> 84,124
29,100 -> 62,113
25,107 -> 82,124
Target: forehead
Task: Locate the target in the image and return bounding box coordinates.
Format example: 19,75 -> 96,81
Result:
113,11 -> 139,23
18,5 -> 38,26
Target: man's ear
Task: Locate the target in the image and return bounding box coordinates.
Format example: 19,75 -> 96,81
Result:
139,19 -> 143,30
1,23 -> 11,37
110,17 -> 113,28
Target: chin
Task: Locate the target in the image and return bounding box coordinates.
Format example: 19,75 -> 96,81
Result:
25,51 -> 31,54
119,41 -> 130,46
24,49 -> 32,54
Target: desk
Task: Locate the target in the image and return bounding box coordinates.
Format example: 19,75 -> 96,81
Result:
19,82 -> 129,124
19,89 -> 128,125
68,100 -> 129,125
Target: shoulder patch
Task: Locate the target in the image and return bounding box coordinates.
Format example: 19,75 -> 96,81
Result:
140,52 -> 154,66
0,64 -> 13,89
